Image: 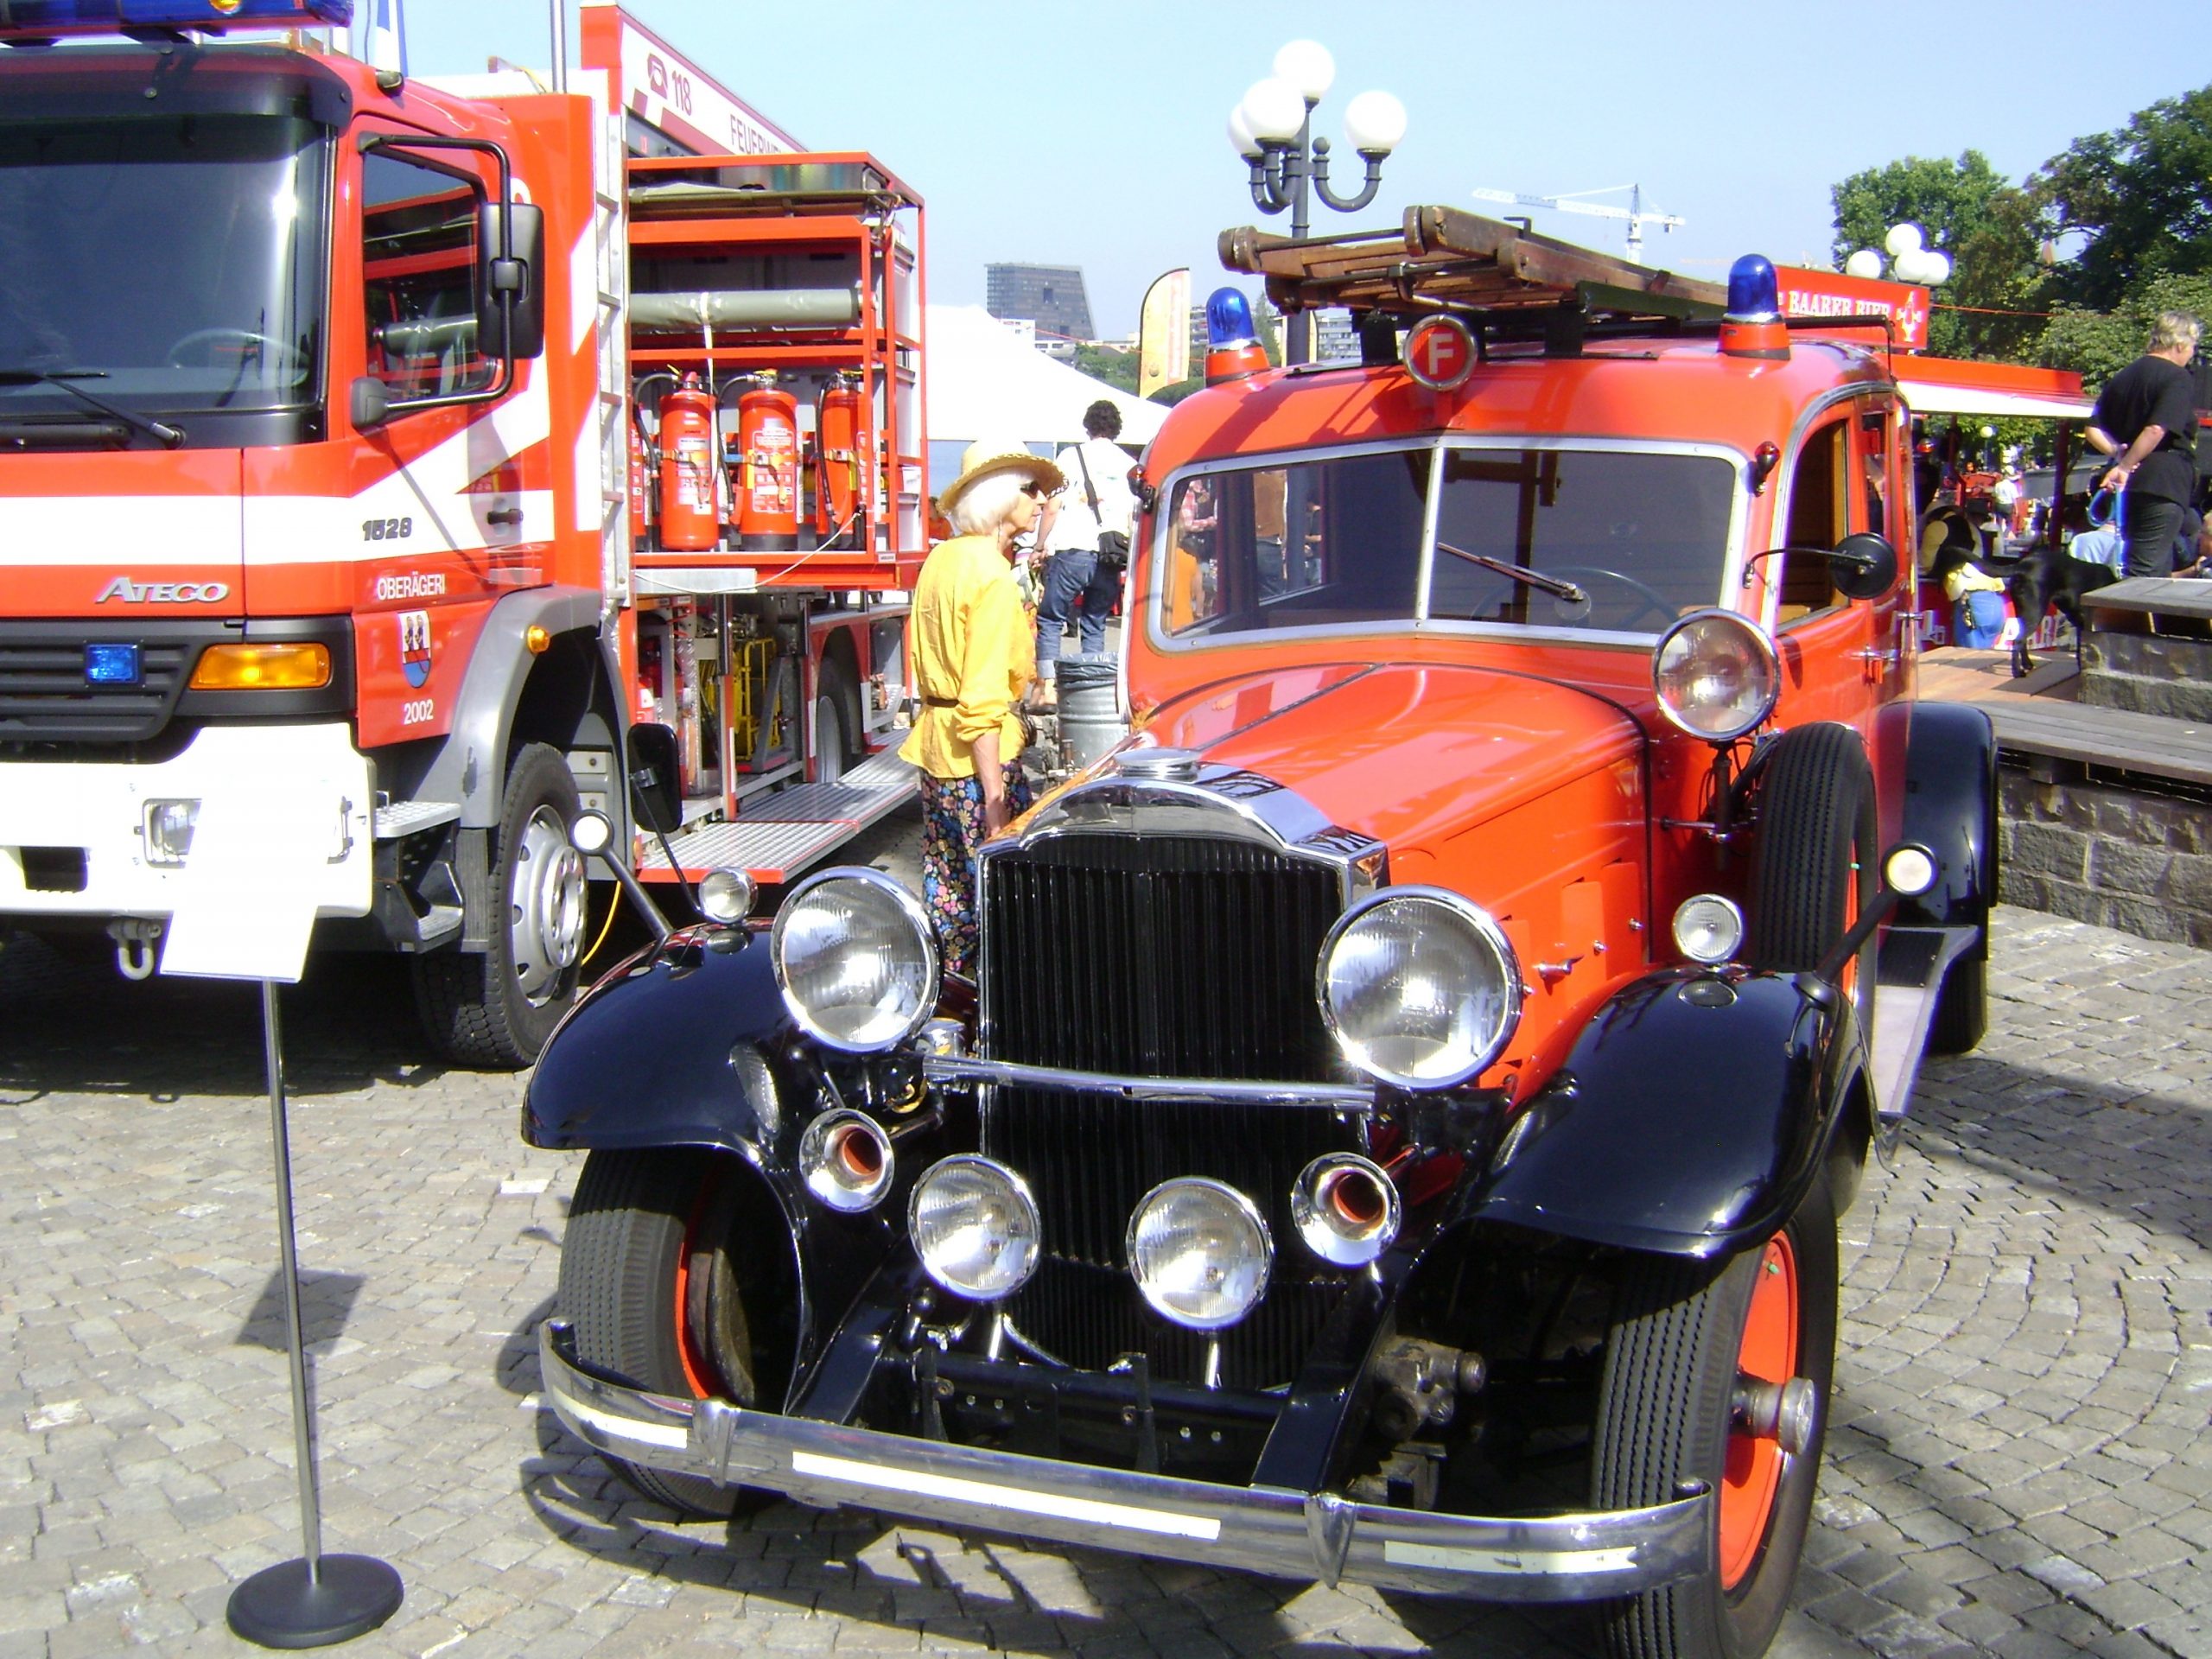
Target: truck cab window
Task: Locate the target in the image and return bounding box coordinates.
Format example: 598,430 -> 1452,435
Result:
1778,416 -> 1855,620
362,149 -> 490,402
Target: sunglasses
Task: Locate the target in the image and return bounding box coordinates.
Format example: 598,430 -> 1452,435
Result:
1020,481 -> 1047,499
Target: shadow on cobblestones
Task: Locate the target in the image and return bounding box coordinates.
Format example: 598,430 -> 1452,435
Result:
0,929 -> 448,1101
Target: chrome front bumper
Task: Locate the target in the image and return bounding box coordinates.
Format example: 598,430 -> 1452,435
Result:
539,1320 -> 1713,1602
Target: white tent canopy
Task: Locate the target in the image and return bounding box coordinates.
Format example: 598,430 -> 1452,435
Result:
925,304 -> 1168,452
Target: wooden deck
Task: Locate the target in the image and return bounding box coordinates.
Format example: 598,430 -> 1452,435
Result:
1919,640 -> 2212,789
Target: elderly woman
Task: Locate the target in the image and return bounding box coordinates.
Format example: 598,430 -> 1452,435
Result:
899,437 -> 1064,977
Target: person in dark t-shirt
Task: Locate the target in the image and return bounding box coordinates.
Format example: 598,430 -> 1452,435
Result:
2088,311 -> 2202,578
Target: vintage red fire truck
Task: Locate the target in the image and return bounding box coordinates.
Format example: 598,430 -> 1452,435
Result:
529,208 -> 2005,1658
0,0 -> 925,1065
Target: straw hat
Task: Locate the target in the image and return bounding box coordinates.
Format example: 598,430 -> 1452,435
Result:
937,437 -> 1065,516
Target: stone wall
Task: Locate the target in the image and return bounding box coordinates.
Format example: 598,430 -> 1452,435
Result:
1999,765 -> 2212,948
2081,631 -> 2212,722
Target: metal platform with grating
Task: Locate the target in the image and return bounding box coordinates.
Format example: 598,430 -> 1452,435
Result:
637,748 -> 916,884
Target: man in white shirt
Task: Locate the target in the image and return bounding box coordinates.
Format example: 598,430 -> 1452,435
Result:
1035,400 -> 1135,700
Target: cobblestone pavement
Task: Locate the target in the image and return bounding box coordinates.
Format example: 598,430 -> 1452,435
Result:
3,865 -> 2209,1657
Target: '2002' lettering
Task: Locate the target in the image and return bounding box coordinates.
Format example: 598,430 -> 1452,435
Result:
401,699 -> 435,727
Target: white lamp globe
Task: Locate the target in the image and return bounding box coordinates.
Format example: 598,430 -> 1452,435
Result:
1227,105 -> 1262,159
1884,221 -> 1924,258
1890,248 -> 1931,284
1918,249 -> 1953,285
1272,39 -> 1335,104
1343,90 -> 1408,156
1240,77 -> 1307,145
1843,248 -> 1883,280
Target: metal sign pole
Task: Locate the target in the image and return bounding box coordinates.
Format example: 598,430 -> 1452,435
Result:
225,981 -> 403,1649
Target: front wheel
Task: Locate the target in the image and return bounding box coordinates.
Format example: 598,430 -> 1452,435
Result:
1591,1180 -> 1838,1659
414,742 -> 588,1067
558,1149 -> 785,1518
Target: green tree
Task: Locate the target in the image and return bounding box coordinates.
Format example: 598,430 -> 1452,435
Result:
2037,85 -> 2212,311
2037,272 -> 2212,391
1071,343 -> 1139,394
1829,150 -> 2044,360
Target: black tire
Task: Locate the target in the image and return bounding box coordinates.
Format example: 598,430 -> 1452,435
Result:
813,659 -> 857,783
1926,956 -> 1987,1055
1746,723 -> 1878,1024
558,1149 -> 779,1519
1592,1181 -> 1839,1659
415,742 -> 588,1068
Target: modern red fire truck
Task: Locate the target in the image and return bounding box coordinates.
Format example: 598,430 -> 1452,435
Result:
0,0 -> 926,1065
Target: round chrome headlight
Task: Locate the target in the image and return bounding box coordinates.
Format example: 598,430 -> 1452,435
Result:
798,1109 -> 893,1213
1671,893 -> 1745,965
1317,887 -> 1522,1090
909,1156 -> 1039,1301
1291,1153 -> 1402,1268
1127,1179 -> 1272,1332
1653,609 -> 1779,742
771,868 -> 938,1052
698,867 -> 757,924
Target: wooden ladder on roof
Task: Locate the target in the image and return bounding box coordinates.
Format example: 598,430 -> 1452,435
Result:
1219,205 -> 1726,347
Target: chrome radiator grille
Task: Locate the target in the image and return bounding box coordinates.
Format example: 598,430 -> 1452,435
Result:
976,831 -> 1357,1386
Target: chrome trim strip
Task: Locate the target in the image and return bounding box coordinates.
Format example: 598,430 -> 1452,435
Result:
924,1054 -> 1375,1111
540,1320 -> 1714,1603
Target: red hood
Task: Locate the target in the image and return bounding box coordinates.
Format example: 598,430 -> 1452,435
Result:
1142,661 -> 1645,855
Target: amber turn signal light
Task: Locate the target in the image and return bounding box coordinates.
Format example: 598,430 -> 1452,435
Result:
188,643 -> 332,690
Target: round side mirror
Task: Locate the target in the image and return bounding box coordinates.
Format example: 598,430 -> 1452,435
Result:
569,810 -> 613,856
1829,531 -> 1899,601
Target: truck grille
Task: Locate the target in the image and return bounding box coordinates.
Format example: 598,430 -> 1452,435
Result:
0,625 -> 198,744
978,831 -> 1358,1386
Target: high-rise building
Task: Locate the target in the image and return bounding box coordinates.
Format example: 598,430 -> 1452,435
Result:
986,264 -> 1094,344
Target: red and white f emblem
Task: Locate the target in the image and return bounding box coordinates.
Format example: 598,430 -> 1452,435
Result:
1405,316 -> 1477,390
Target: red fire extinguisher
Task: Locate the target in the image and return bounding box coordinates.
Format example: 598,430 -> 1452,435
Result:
734,372 -> 800,553
814,372 -> 865,550
657,373 -> 721,551
627,405 -> 652,547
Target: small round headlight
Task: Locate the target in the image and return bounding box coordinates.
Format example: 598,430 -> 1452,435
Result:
1653,609 -> 1780,742
1884,842 -> 1938,897
910,1156 -> 1039,1301
771,868 -> 938,1052
1318,888 -> 1522,1090
698,867 -> 757,924
798,1109 -> 893,1213
1127,1179 -> 1272,1332
1672,893 -> 1745,964
1291,1153 -> 1401,1268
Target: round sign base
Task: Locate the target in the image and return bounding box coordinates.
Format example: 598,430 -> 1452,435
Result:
226,1555 -> 403,1650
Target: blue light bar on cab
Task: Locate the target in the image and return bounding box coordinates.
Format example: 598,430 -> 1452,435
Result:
0,0 -> 353,41
1205,288 -> 1258,351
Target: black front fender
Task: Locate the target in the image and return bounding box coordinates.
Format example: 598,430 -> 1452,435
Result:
1897,700 -> 1998,953
524,924 -> 797,1154
1461,969 -> 1859,1257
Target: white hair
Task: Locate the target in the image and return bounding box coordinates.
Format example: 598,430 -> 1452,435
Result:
2149,309 -> 2202,355
948,471 -> 1027,537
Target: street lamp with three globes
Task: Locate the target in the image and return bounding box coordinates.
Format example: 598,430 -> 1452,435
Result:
1843,223 -> 1953,288
1228,41 -> 1407,364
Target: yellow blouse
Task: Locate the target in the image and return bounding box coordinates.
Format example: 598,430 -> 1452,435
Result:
899,533 -> 1034,779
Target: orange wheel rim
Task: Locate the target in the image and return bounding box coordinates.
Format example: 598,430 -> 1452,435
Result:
1719,1232 -> 1798,1591
672,1193 -> 715,1400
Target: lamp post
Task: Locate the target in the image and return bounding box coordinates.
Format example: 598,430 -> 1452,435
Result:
1843,222 -> 1953,288
1229,41 -> 1406,365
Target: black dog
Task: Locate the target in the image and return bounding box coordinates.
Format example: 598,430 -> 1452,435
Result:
2005,537 -> 2118,677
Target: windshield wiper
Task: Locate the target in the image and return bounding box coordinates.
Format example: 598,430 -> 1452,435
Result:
1436,539 -> 1586,604
0,369 -> 183,448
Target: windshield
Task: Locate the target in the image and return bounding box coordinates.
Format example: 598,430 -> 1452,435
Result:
0,114 -> 326,416
1160,444 -> 1739,640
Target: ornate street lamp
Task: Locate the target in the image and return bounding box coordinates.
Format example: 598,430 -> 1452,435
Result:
1843,223 -> 1953,287
1229,41 -> 1407,365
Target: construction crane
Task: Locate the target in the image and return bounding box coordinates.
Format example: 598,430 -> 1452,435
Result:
1467,183 -> 1684,266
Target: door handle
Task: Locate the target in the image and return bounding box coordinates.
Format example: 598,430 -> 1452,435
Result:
486,506 -> 523,527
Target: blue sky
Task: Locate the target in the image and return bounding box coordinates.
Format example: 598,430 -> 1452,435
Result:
407,1 -> 2206,340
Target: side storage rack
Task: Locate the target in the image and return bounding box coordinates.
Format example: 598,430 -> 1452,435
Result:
1220,205 -> 1727,353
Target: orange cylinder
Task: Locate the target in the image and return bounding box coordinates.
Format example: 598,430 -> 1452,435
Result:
627,409 -> 652,546
657,374 -> 721,551
735,374 -> 800,552
815,373 -> 865,550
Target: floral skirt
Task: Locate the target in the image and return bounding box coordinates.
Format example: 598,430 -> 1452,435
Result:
919,766 -> 1033,978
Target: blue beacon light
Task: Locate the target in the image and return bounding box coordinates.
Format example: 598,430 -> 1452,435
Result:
84,643 -> 143,686
1719,254 -> 1789,361
0,0 -> 353,40
1203,288 -> 1271,386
